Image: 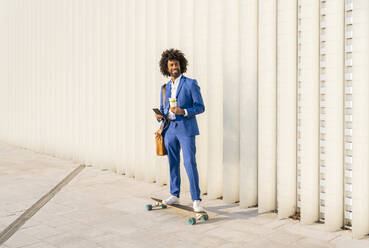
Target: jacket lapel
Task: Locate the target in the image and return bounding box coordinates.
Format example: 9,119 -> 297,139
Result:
165,81 -> 171,111
176,75 -> 185,98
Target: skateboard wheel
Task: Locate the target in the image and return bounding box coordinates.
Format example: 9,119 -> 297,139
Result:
161,204 -> 167,209
145,204 -> 153,211
201,215 -> 209,221
188,217 -> 196,225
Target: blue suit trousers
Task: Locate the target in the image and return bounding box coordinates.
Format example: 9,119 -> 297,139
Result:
164,124 -> 201,201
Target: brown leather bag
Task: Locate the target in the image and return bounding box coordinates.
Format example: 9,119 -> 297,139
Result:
155,84 -> 169,156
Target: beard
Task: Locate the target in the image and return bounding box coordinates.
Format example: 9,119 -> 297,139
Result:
170,69 -> 181,78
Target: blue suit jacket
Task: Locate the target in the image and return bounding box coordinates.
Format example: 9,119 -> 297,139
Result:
160,75 -> 205,136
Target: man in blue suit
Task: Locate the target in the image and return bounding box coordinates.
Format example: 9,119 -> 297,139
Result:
155,49 -> 205,212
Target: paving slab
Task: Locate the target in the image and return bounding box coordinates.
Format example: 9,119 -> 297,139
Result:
0,142 -> 77,230
1,141 -> 369,248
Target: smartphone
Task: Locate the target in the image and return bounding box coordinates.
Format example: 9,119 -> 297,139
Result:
153,108 -> 163,115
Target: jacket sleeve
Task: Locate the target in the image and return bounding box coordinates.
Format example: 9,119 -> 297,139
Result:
185,80 -> 205,118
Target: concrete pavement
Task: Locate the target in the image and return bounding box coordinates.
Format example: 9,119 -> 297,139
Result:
1,141 -> 369,248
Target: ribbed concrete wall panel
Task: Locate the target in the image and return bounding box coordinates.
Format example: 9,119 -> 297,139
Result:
258,0 -> 277,213
351,0 -> 369,239
154,0 -> 170,186
144,0 -> 157,183
299,0 -> 320,224
222,0 -> 240,204
193,0 -> 209,194
321,0 -> 344,231
125,0 -> 135,178
276,0 -> 297,219
206,0 -> 223,199
239,0 -> 258,208
134,0 -> 146,181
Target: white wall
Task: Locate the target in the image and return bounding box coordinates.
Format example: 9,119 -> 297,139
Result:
0,0 -> 368,238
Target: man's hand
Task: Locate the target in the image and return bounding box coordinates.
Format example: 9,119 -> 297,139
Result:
154,113 -> 163,120
170,107 -> 185,115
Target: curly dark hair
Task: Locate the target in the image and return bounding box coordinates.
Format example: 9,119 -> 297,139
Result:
159,49 -> 188,77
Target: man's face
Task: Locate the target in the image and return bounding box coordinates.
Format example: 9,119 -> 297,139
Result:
167,60 -> 181,78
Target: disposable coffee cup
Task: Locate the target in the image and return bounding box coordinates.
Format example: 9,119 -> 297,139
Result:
169,98 -> 177,107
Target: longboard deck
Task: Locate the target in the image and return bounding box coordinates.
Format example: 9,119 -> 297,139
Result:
146,197 -> 209,225
150,197 -> 207,214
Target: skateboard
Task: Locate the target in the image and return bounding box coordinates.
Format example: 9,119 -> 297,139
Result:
145,197 -> 209,225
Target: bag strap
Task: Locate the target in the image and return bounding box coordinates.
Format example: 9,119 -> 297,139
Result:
162,84 -> 166,107
161,83 -> 170,128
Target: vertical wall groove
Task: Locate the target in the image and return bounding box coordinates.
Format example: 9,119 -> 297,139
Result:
343,0 -> 353,229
